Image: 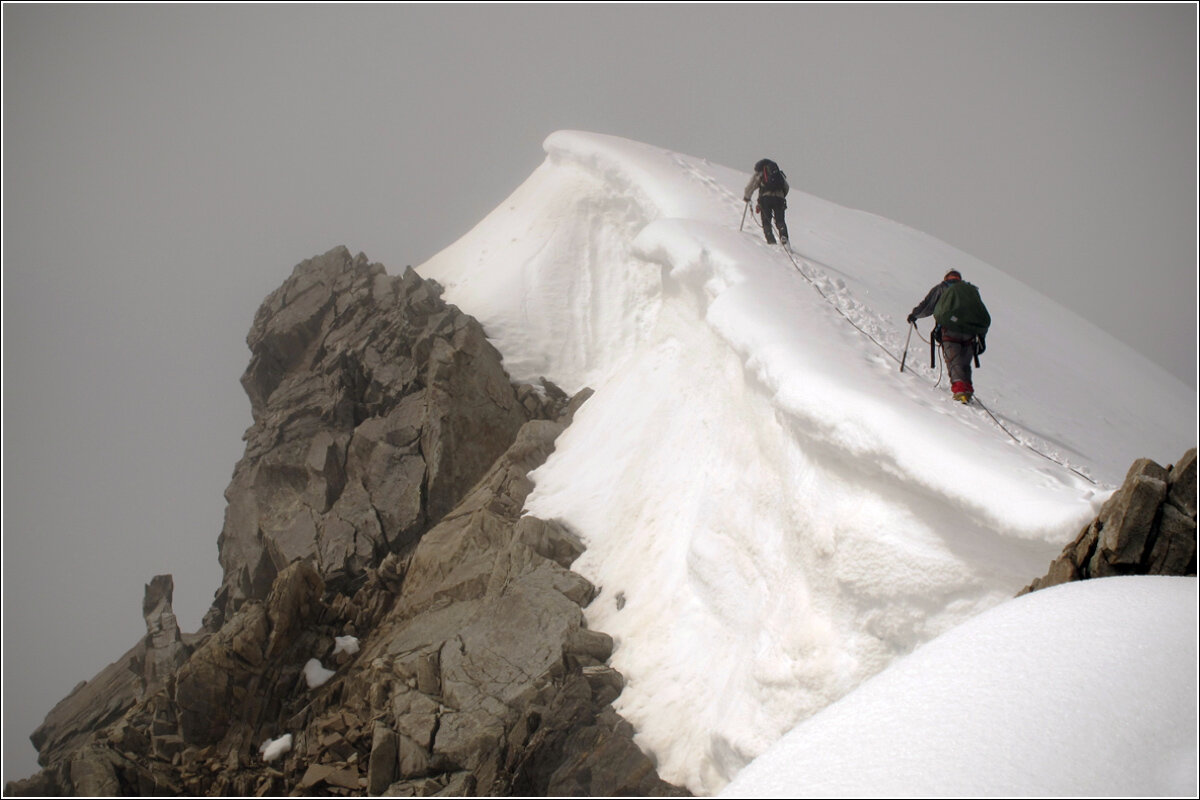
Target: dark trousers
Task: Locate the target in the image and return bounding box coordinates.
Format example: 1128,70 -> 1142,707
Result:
941,335 -> 976,395
760,196 -> 789,244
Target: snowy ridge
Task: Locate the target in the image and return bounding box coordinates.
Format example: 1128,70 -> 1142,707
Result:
418,131 -> 1197,794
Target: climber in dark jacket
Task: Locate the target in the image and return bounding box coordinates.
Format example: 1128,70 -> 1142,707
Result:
908,271 -> 958,322
744,159 -> 790,245
908,269 -> 990,403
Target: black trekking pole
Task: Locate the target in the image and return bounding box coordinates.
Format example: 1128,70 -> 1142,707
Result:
900,322 -> 915,372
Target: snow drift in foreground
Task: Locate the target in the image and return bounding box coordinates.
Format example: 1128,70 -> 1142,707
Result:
419,131 -> 1197,794
721,576 -> 1198,798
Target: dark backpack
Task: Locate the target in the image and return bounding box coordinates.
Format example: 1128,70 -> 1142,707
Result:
757,159 -> 789,195
934,281 -> 991,337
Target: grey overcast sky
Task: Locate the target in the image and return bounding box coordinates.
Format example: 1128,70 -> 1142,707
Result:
2,3 -> 1196,782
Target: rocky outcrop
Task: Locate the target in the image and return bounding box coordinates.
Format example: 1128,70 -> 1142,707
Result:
26,576 -> 194,772
26,644 -> 145,774
141,575 -> 191,690
1022,448 -> 1197,594
10,248 -> 681,797
209,246 -> 569,627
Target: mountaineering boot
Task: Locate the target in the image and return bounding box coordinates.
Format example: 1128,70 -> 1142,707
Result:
950,380 -> 975,404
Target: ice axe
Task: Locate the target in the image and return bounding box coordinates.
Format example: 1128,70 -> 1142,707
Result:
739,200 -> 750,231
900,322 -> 915,372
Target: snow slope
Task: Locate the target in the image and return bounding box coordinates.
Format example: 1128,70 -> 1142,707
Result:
418,131 -> 1197,794
721,576 -> 1198,798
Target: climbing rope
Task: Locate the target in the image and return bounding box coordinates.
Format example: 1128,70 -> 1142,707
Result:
769,238 -> 1099,486
972,396 -> 1098,485
779,246 -> 906,367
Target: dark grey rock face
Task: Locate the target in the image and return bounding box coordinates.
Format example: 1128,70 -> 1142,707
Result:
1021,448 -> 1197,594
209,246 -> 535,626
10,248 -> 682,798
